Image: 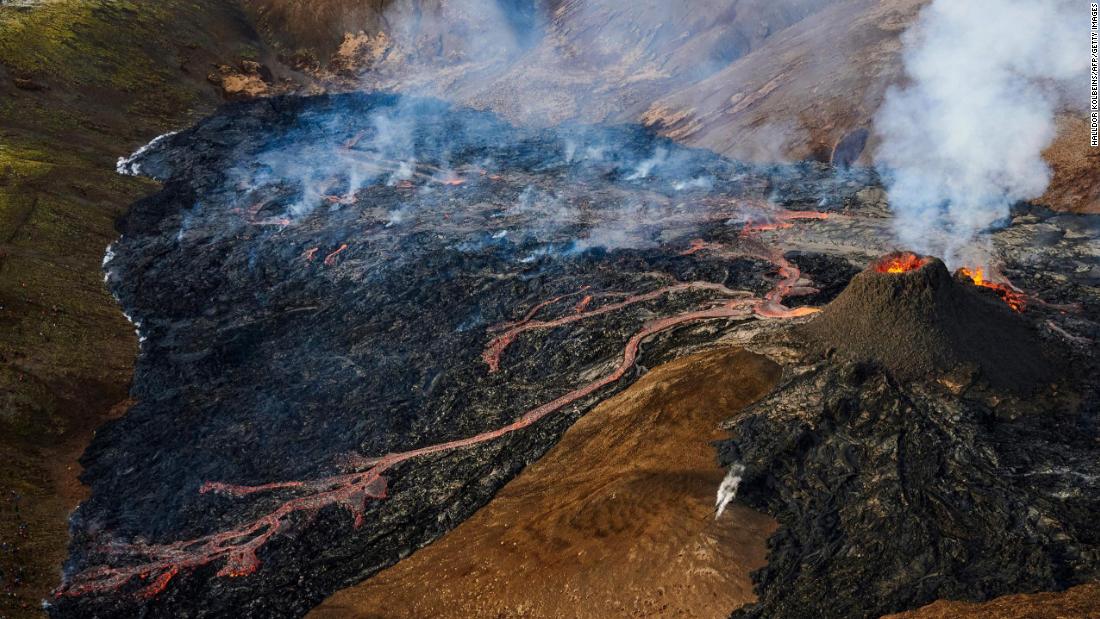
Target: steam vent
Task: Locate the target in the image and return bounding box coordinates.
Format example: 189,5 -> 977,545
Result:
800,252 -> 1057,394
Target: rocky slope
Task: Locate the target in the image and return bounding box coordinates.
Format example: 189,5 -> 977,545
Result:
886,583 -> 1100,619
247,0 -> 1098,213
48,92 -> 854,618
0,2 -> 291,615
46,90 -> 1100,618
1,1 -> 1097,617
312,347 -> 780,618
717,259 -> 1099,618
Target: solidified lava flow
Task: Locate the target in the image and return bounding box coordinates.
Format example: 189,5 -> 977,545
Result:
52,94 -> 864,618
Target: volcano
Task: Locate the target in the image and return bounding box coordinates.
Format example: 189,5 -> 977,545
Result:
717,254 -> 1100,619
799,252 -> 1058,394
33,89 -> 1100,619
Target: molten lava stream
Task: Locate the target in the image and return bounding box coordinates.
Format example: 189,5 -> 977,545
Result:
739,209 -> 829,236
958,267 -> 1027,312
481,281 -> 752,372
56,291 -> 757,600
57,275 -> 800,600
337,152 -> 475,187
677,236 -> 821,320
323,244 -> 349,266
58,213 -> 829,600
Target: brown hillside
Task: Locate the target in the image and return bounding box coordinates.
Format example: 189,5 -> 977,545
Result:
310,347 -> 781,619
247,0 -> 1097,212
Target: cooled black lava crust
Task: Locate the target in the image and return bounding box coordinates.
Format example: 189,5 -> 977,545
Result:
720,258 -> 1100,619
51,93 -> 867,617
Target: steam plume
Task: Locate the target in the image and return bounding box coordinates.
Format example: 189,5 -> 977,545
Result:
874,0 -> 1083,266
715,463 -> 745,519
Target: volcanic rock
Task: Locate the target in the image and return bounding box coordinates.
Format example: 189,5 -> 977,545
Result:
207,61 -> 273,100
311,346 -> 781,618
49,92 -> 859,618
718,355 -> 1100,619
885,582 -> 1100,619
798,253 -> 1057,395
709,247 -> 1100,619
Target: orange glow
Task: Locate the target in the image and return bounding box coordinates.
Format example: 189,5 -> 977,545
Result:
138,566 -> 179,599
680,238 -> 712,255
323,243 -> 349,267
324,194 -> 355,205
739,210 -> 828,237
875,252 -> 928,274
742,222 -> 794,234
959,267 -> 1026,312
959,266 -> 985,286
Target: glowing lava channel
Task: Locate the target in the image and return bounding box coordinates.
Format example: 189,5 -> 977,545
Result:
56,211 -> 828,601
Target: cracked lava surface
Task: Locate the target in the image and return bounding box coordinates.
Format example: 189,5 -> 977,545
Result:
50,93 -> 1100,618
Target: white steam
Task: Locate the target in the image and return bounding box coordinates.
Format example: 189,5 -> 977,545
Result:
715,462 -> 745,519
874,0 -> 1083,266
116,131 -> 179,177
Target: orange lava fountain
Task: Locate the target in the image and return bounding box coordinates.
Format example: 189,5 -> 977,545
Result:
958,267 -> 1027,312
874,252 -> 928,274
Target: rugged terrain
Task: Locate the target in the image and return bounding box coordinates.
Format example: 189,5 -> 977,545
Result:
718,259 -> 1100,617
889,584 -> 1100,618
0,2 -> 295,614
313,347 -> 781,618
48,92 -> 845,617
246,0 -> 1099,213
0,1 -> 1097,618
47,93 -> 1100,617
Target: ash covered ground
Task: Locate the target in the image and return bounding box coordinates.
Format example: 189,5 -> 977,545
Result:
49,93 -> 1100,618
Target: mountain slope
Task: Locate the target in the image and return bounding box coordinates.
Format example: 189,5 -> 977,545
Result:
249,0 -> 1098,212
0,2 -> 282,615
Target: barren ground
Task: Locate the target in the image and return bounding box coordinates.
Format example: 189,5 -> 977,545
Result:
312,347 -> 780,619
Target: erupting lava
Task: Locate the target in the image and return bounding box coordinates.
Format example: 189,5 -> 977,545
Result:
740,210 -> 829,236
874,252 -> 928,274
57,182 -> 830,602
63,215 -> 826,600
58,263 -> 812,600
958,267 -> 1027,312
871,253 -> 1027,312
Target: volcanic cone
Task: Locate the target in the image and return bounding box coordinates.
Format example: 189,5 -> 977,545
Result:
799,252 -> 1057,394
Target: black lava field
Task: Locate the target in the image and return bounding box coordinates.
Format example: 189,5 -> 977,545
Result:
52,94 -> 862,617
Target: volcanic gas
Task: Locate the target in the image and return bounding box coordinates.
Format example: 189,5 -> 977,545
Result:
50,93 -> 848,618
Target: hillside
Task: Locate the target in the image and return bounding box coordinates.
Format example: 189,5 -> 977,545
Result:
248,0 -> 1098,212
0,2 -> 285,614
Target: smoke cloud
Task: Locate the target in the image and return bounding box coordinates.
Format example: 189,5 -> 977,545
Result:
874,0 -> 1083,266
